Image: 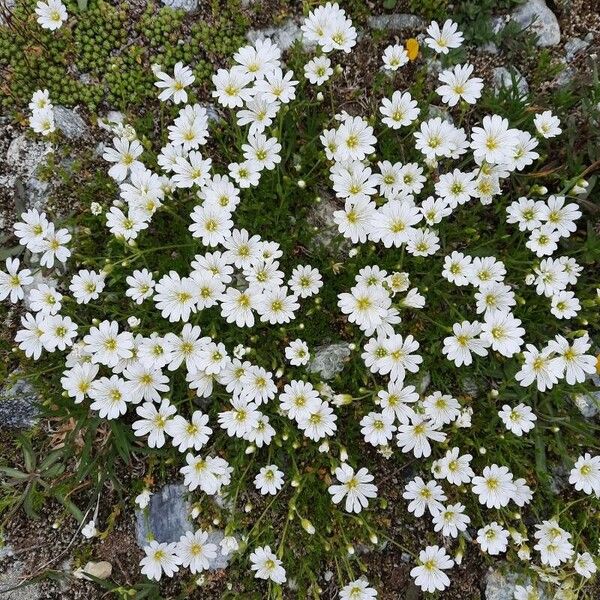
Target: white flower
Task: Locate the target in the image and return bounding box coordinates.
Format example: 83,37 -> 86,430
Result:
180,454 -> 232,494
0,258 -> 33,303
13,208 -> 49,252
212,66 -> 254,108
135,489 -> 153,509
396,415 -> 445,458
89,375 -> 131,420
534,110 -> 561,138
220,536 -> 239,556
233,38 -> 280,79
288,265 -> 323,298
103,137 -> 144,182
69,270 -> 106,304
471,464 -> 516,509
29,89 -> 52,112
574,552 -> 597,579
254,465 -> 284,495
370,199 -> 422,248
569,453 -> 600,496
253,68 -> 298,104
435,168 -> 476,208
442,321 -> 489,367
498,403 -> 537,436
83,320 -> 133,368
468,256 -> 506,287
15,312 -> 46,360
339,578 -> 378,600
255,285 -> 299,324
338,284 -> 390,332
376,383 -> 418,424
547,334 -> 596,384
40,314 -> 78,352
506,197 -> 546,232
35,0 -> 67,30
38,223 -> 72,268
431,503 -> 470,538
30,107 -> 55,136
81,520 -> 97,539
242,133 -> 282,171
382,44 -> 409,71
154,62 -> 195,104
297,400 -> 337,441
403,476 -> 446,517
414,117 -> 455,160
442,251 -> 472,286
424,19 -> 463,54
140,541 -> 181,581
304,56 -> 333,85
437,64 -> 483,106
334,116 -> 377,162
60,362 -> 99,404
165,411 -> 212,453
470,114 -> 517,165
477,522 -> 509,555
328,463 -> 377,514
541,195 -> 581,238
132,399 -> 176,448
410,545 -> 454,593
360,411 -> 396,446
284,339 -> 310,366
434,447 -> 475,485
515,344 -> 562,391
249,545 -> 286,584
176,530 -> 217,574
422,391 -> 460,428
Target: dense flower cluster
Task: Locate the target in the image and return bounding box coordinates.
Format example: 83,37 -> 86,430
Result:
7,2 -> 598,596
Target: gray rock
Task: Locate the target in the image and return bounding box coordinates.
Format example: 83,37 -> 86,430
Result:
479,16 -> 509,54
136,484 -> 192,547
564,36 -> 590,62
553,60 -> 576,87
485,568 -> 549,600
367,14 -> 425,31
247,20 -> 304,52
4,134 -> 53,211
53,106 -> 88,140
135,484 -> 230,570
307,197 -> 350,257
573,391 -> 600,419
160,0 -> 197,11
428,104 -> 452,123
307,343 -> 352,380
425,58 -> 443,79
0,379 -> 40,429
492,66 -> 529,97
200,103 -> 221,124
0,560 -> 41,599
511,0 -> 560,47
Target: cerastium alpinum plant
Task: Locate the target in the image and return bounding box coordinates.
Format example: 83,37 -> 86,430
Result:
3,1 -> 600,597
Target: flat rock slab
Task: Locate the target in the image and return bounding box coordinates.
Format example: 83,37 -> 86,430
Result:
492,66 -> 529,97
367,14 -> 425,31
0,379 -> 40,429
511,0 -> 560,47
247,20 -> 305,51
53,106 -> 88,141
135,484 -> 230,570
136,484 -> 192,547
160,0 -> 197,10
308,343 -> 352,380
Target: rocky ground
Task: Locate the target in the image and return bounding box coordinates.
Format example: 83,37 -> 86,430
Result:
1,0 -> 600,598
